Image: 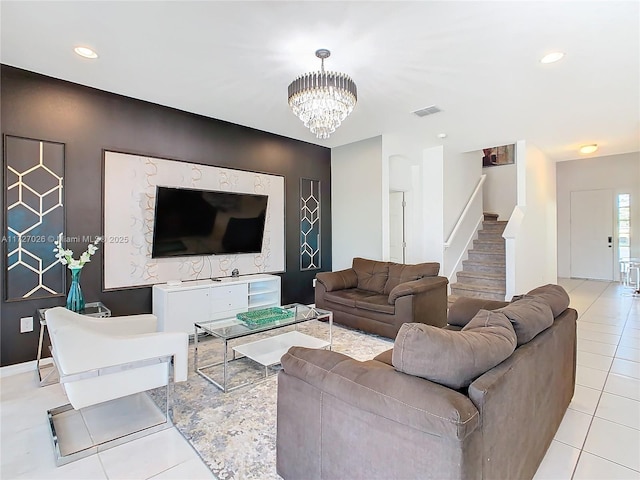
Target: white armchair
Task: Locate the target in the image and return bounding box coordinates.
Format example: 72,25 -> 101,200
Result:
44,306 -> 189,465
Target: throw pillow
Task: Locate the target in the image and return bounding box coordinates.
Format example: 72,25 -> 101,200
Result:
447,297 -> 510,327
392,310 -> 517,389
495,297 -> 554,345
352,257 -> 389,294
383,262 -> 440,294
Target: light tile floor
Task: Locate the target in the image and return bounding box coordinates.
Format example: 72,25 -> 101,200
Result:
1,279 -> 638,479
534,279 -> 640,480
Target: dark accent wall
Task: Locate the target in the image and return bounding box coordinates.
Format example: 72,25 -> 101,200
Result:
0,65 -> 332,367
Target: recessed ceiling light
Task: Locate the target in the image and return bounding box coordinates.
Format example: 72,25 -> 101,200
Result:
437,133 -> 447,139
74,46 -> 98,59
540,52 -> 564,64
579,144 -> 598,154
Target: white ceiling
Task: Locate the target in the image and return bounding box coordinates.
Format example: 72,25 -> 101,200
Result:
1,1 -> 639,162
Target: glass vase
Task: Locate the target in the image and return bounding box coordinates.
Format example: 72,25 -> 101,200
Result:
66,266 -> 85,312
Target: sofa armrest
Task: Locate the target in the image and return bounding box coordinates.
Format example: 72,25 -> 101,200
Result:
388,276 -> 448,304
281,346 -> 479,440
316,268 -> 358,292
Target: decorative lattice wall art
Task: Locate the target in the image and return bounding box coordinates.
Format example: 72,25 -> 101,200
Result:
4,135 -> 65,301
300,178 -> 320,270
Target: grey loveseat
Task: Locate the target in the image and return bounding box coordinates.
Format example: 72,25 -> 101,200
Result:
277,284 -> 577,480
314,257 -> 448,338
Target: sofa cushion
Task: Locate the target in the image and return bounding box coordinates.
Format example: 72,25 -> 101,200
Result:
383,262 -> 440,294
352,257 -> 389,294
447,297 -> 510,327
355,294 -> 395,315
392,310 -> 517,389
521,284 -> 571,317
373,348 -> 393,365
324,289 -> 377,308
495,297 -> 554,345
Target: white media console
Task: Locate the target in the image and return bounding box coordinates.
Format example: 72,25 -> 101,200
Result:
152,274 -> 281,334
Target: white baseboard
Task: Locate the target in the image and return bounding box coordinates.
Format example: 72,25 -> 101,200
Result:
0,358 -> 52,378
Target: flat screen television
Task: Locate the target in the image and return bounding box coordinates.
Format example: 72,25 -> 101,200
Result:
151,186 -> 268,258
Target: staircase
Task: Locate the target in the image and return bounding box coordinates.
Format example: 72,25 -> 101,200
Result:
449,213 -> 507,304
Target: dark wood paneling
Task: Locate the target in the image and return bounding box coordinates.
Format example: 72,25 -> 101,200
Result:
0,65 -> 332,366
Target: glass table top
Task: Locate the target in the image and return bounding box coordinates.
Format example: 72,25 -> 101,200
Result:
37,301 -> 111,322
195,303 -> 331,341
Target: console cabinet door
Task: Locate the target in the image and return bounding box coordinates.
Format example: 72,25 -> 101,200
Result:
165,288 -> 210,333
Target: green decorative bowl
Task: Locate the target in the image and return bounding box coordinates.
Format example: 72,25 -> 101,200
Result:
237,307 -> 294,327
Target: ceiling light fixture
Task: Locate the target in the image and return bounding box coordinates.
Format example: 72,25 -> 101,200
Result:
74,46 -> 98,59
288,49 -> 357,139
437,133 -> 447,139
540,52 -> 564,64
579,144 -> 598,154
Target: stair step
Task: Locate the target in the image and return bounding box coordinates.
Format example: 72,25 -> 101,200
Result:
450,282 -> 506,301
473,239 -> 505,252
483,212 -> 499,221
462,260 -> 506,274
456,271 -> 505,288
478,230 -> 505,241
467,249 -> 506,262
482,221 -> 508,232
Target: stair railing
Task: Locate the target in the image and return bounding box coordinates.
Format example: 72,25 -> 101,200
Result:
443,174 -> 486,282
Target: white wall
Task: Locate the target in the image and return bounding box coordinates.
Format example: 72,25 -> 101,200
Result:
556,151 -> 640,279
420,146 -> 445,268
443,150 -> 482,237
331,136 -> 383,270
482,163 -> 517,221
441,150 -> 482,277
504,141 -> 558,298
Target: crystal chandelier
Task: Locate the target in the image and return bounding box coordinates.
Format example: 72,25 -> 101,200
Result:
288,49 -> 357,139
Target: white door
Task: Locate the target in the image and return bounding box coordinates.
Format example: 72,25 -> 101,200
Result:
570,189 -> 614,280
389,192 -> 405,263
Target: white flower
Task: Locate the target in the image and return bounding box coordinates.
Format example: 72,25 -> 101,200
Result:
53,234 -> 101,270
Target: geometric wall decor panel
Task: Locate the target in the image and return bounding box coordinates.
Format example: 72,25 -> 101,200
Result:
300,178 -> 320,270
103,151 -> 285,290
4,135 -> 65,300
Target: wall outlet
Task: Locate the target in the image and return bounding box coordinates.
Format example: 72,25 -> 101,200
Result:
312,278 -> 317,288
20,316 -> 33,333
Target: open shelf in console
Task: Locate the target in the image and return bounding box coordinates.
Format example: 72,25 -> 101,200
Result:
248,277 -> 280,310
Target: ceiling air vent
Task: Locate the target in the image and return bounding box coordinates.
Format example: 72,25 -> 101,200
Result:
412,105 -> 441,117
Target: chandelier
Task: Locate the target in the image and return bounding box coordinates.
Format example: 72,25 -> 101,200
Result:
288,49 -> 357,139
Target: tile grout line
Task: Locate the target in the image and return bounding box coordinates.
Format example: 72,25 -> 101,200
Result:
569,280 -> 611,479
570,282 -> 637,479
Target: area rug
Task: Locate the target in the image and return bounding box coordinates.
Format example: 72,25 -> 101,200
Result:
171,321 -> 393,479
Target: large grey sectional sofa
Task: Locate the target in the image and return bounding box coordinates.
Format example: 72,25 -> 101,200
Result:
314,257 -> 449,338
277,284 -> 577,480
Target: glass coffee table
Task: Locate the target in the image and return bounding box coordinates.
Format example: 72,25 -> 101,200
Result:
194,303 -> 332,392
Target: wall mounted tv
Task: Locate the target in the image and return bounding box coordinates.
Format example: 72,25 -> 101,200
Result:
151,186 -> 268,258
